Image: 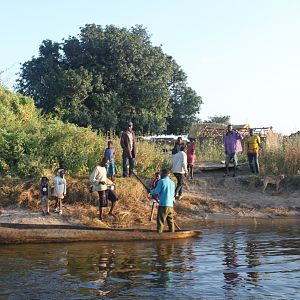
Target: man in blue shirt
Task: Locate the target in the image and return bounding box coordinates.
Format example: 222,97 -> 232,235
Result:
150,169 -> 176,233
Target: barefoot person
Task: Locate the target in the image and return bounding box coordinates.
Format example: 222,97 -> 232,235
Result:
187,148 -> 197,179
53,169 -> 67,215
223,124 -> 243,177
149,169 -> 176,233
90,158 -> 118,219
120,121 -> 136,177
39,176 -> 51,215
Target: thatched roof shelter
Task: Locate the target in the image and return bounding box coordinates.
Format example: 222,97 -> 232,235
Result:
189,123 -> 272,139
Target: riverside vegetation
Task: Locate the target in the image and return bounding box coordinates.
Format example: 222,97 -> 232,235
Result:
0,87 -> 299,227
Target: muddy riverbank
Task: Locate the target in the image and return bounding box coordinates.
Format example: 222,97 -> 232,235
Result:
0,169 -> 299,228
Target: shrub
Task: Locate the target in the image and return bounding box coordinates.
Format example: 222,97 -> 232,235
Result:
0,87 -> 166,178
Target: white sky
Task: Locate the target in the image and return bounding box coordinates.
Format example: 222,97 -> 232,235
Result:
0,0 -> 299,134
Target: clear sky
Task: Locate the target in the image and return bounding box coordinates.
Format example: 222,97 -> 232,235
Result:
0,0 -> 299,135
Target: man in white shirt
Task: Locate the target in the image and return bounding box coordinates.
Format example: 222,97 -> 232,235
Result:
172,145 -> 188,200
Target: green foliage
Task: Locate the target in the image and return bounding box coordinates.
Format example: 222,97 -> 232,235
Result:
195,137 -> 247,162
16,24 -> 202,134
167,85 -> 202,134
196,138 -> 225,161
203,115 -> 231,124
0,87 -> 168,178
0,87 -> 103,177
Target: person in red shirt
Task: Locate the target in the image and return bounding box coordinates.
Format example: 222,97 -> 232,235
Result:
187,148 -> 197,179
187,139 -> 196,157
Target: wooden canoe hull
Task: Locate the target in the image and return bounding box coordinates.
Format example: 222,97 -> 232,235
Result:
0,223 -> 201,244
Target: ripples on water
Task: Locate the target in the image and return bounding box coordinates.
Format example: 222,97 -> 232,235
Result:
0,220 -> 299,299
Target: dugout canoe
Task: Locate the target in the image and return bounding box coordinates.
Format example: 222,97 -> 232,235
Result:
0,223 -> 201,244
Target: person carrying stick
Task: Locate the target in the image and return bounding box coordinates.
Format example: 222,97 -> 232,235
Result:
149,169 -> 176,233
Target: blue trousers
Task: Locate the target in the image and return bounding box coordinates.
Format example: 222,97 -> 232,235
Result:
122,156 -> 135,177
248,153 -> 259,173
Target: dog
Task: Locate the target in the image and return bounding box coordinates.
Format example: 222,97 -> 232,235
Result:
262,174 -> 285,193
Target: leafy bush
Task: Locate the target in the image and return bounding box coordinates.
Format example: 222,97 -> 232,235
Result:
0,87 -> 167,178
0,88 -> 104,177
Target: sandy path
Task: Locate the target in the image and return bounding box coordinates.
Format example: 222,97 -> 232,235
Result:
187,171 -> 300,211
0,207 -> 81,225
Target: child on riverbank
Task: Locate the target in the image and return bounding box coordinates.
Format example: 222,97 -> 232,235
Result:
151,172 -> 161,190
104,141 -> 117,180
39,176 -> 51,215
187,148 -> 197,179
53,169 -> 67,215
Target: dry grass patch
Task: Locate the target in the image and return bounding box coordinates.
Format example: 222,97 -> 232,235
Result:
0,176 -> 155,228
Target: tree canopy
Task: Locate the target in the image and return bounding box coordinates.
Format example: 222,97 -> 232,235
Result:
203,115 -> 231,124
17,24 -> 202,134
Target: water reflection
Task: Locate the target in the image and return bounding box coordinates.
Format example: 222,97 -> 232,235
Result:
223,238 -> 241,287
0,220 -> 299,299
246,240 -> 260,282
61,239 -> 196,297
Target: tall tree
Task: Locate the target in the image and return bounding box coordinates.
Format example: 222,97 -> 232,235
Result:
204,115 -> 231,124
17,24 -> 202,134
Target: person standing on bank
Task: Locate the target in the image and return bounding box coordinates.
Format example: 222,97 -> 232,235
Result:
172,145 -> 188,200
90,158 -> 109,220
172,136 -> 184,155
223,124 -> 244,177
246,129 -> 261,174
149,169 -> 176,233
187,148 -> 197,179
104,141 -> 117,180
53,169 -> 67,215
39,176 -> 51,215
120,121 -> 136,177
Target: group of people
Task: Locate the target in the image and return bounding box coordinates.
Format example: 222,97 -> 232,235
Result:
39,169 -> 67,216
224,124 -> 261,177
87,121 -> 136,220
149,125 -> 262,233
38,121 -> 262,234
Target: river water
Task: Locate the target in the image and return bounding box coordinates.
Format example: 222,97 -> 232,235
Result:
0,220 -> 299,299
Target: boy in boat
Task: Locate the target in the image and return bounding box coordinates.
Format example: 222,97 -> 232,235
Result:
90,158 -> 118,220
53,169 -> 67,215
104,141 -> 117,181
39,176 -> 51,215
149,169 -> 176,233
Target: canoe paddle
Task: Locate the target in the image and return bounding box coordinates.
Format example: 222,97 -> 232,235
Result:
132,172 -> 149,191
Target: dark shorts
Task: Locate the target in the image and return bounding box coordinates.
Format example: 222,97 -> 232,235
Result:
107,189 -> 118,203
98,191 -> 108,207
98,190 -> 118,207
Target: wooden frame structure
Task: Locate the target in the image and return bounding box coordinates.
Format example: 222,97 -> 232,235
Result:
189,123 -> 273,139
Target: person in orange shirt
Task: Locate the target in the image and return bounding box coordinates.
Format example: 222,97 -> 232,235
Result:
246,129 -> 261,174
